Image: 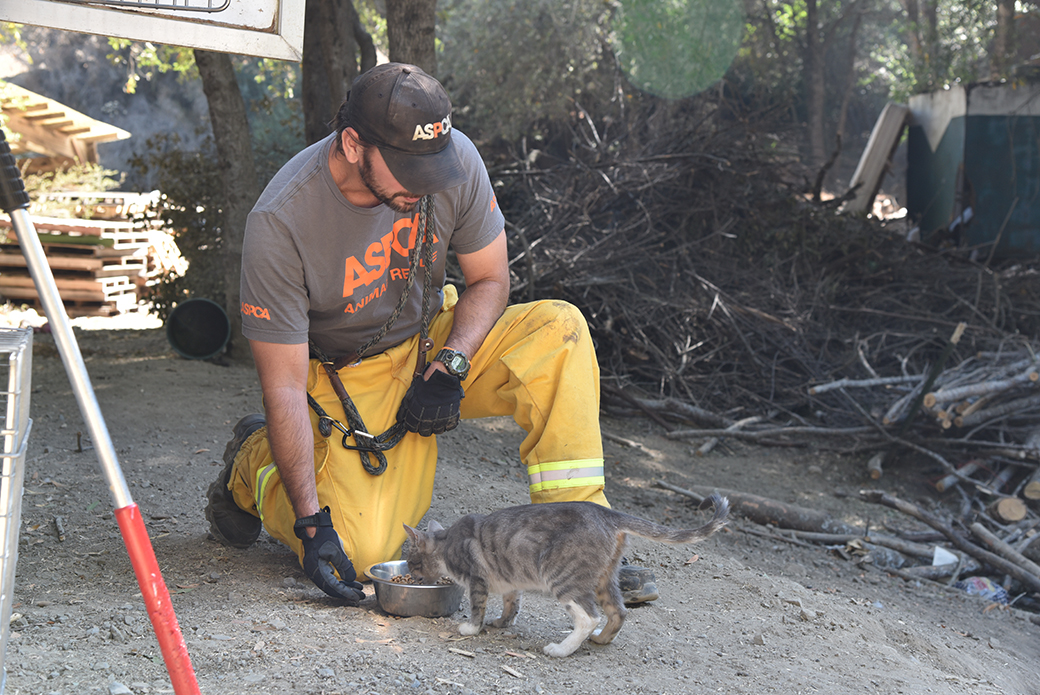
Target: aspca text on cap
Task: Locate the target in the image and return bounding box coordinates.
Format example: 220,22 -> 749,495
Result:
412,115 -> 452,141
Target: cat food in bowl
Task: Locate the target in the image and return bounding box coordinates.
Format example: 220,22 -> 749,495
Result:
366,560 -> 464,618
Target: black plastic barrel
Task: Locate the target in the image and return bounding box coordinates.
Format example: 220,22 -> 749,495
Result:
165,298 -> 230,360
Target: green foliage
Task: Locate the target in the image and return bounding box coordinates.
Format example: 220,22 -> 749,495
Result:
21,162 -> 124,218
869,0 -> 995,101
128,134 -> 225,321
438,0 -> 616,141
612,0 -> 745,99
355,0 -> 388,55
232,58 -> 304,185
0,23 -> 28,57
106,38 -> 196,94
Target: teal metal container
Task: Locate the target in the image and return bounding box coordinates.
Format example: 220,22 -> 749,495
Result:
907,82 -> 1040,258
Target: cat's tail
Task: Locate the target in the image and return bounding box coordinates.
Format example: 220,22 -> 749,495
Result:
620,493 -> 729,545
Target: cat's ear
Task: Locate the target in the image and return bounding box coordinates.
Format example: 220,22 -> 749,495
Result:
403,523 -> 420,542
428,520 -> 445,533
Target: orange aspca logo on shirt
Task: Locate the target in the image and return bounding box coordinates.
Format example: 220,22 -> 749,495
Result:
242,302 -> 271,320
341,212 -> 439,314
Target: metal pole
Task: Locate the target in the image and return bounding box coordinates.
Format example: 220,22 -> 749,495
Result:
0,132 -> 201,695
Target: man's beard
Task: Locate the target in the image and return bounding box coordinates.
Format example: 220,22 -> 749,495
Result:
358,149 -> 419,214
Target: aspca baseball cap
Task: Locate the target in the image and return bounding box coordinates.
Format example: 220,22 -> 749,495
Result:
345,63 -> 466,195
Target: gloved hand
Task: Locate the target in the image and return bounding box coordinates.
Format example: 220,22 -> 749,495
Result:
293,507 -> 365,604
397,369 -> 464,436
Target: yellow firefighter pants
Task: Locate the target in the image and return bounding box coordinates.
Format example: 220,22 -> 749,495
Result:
227,285 -> 609,575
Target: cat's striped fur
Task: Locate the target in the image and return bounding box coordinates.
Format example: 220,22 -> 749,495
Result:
404,493 -> 729,657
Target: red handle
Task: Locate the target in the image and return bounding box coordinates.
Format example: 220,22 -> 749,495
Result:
115,504 -> 201,695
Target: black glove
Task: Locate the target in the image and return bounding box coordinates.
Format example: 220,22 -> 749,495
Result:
294,507 -> 365,604
397,369 -> 464,436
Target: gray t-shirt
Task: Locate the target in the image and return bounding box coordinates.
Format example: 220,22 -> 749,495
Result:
240,130 -> 504,359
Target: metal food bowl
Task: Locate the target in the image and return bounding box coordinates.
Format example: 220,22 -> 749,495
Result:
366,560 -> 464,618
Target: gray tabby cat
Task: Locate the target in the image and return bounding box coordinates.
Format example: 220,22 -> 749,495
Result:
403,493 -> 729,657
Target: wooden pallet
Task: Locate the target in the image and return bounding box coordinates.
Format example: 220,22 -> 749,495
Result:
8,294 -> 138,318
0,244 -> 147,278
0,202 -> 179,317
0,216 -> 157,249
34,190 -> 162,221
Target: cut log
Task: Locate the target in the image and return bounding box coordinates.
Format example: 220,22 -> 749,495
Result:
957,394 -> 1040,428
1022,429 -> 1040,500
924,366 -> 1039,408
990,497 -> 1028,523
697,416 -> 763,456
935,461 -> 981,492
866,451 -> 885,480
969,523 -> 1040,579
1023,471 -> 1040,501
655,480 -> 859,534
902,559 -> 981,580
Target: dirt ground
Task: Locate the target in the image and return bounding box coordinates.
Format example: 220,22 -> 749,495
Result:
7,314 -> 1040,695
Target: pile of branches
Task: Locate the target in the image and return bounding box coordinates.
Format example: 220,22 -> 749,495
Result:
492,99 -> 1040,515
656,480 -> 1040,616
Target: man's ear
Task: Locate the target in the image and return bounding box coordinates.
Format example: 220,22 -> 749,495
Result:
341,127 -> 363,164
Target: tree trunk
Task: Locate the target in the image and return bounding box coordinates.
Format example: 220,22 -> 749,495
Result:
804,0 -> 827,168
194,49 -> 260,363
303,0 -> 373,145
319,0 -> 360,110
386,0 -> 437,74
901,0 -> 921,62
354,9 -> 377,73
991,0 -> 1016,80
302,0 -> 332,145
921,0 -> 938,88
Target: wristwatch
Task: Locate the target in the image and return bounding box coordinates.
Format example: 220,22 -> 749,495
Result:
435,348 -> 470,380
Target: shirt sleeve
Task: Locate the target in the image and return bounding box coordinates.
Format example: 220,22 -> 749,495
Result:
446,131 -> 506,256
239,209 -> 311,345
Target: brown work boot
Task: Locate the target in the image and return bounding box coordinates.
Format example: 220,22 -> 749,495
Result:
618,559 -> 659,605
204,414 -> 266,549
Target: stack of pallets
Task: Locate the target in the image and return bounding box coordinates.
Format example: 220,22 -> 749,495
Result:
0,191 -> 181,317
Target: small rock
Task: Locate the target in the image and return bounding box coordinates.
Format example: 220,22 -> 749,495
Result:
110,626 -> 127,643
800,608 -> 816,621
988,636 -> 1001,649
92,662 -> 110,671
782,563 -> 807,578
242,673 -> 264,684
317,667 -> 335,678
282,577 -> 298,588
751,634 -> 766,646
270,619 -> 288,631
109,682 -> 133,695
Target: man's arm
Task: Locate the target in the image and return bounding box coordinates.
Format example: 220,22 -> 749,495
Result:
248,339 -> 320,521
428,229 -> 509,376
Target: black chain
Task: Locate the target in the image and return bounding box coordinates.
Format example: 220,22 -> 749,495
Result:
307,196 -> 436,475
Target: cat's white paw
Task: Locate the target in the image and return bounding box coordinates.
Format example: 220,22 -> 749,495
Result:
543,642 -> 578,658
458,622 -> 482,636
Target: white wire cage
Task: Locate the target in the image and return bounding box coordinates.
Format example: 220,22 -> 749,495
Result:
0,328 -> 32,695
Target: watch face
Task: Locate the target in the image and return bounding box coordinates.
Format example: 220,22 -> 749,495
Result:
448,353 -> 467,371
